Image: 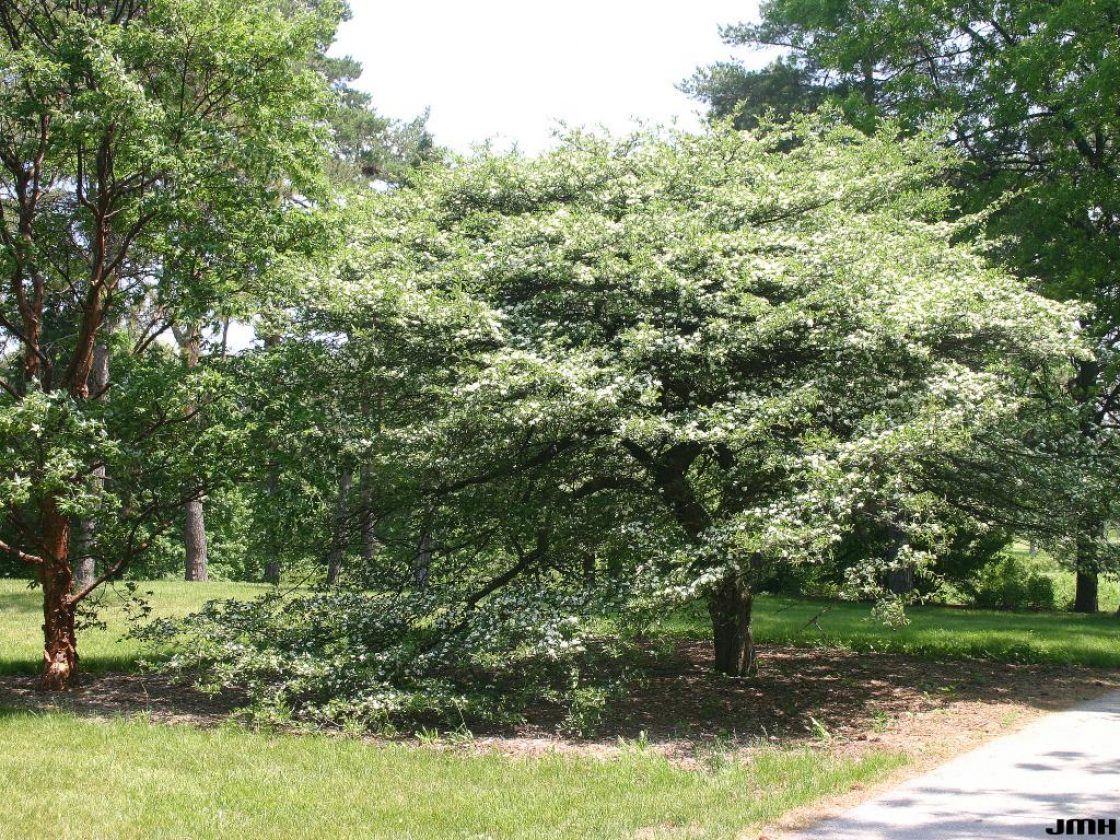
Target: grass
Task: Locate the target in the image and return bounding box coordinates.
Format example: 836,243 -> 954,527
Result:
664,595 -> 1120,668
0,710 -> 904,840
0,576 -> 1111,839
0,579 -> 269,675
3,577 -> 1119,676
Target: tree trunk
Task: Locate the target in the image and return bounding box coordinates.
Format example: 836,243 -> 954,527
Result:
40,496 -> 77,690
414,530 -> 432,589
73,340 -> 110,588
262,460 -> 281,584
707,574 -> 755,677
582,553 -> 596,586
884,522 -> 913,595
886,566 -> 914,595
184,498 -> 208,581
359,464 -> 378,562
1073,523 -> 1099,614
175,327 -> 209,582
1074,570 -> 1099,613
326,470 -> 352,586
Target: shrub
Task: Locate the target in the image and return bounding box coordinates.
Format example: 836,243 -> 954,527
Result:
135,583 -> 636,733
971,555 -> 1056,611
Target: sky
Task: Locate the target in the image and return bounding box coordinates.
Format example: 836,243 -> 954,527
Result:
331,1 -> 774,154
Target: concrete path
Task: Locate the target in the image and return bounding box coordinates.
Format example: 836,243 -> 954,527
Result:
795,690 -> 1120,839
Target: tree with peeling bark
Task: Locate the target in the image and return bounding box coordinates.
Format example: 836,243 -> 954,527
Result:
0,0 -> 339,688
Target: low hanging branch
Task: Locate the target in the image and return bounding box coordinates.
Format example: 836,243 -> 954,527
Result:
0,538 -> 45,565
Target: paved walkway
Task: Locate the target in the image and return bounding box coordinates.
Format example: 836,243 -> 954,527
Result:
795,690 -> 1120,839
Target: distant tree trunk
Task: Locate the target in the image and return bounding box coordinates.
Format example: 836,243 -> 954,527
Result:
40,496 -> 77,690
886,566 -> 914,594
582,553 -> 596,586
358,464 -> 377,562
175,326 -> 208,582
413,529 -> 432,589
1074,570 -> 1099,613
73,340 -> 110,588
1071,360 -> 1101,614
262,464 -> 281,585
184,498 -> 208,582
708,574 -> 754,677
326,470 -> 352,586
884,523 -> 913,595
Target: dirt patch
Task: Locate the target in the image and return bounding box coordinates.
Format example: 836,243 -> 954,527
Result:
2,642 -> 1116,768
0,671 -> 240,727
460,642 -> 1120,766
598,642 -> 1120,754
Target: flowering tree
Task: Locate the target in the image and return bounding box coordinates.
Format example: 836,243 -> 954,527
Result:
341,116 -> 1081,676
689,0 -> 1120,611
150,117 -> 1083,735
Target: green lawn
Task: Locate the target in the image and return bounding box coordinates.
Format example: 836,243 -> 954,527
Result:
0,710 -> 904,840
3,579 -> 1119,676
0,579 -> 270,675
664,596 -> 1120,668
2,578 -> 1114,839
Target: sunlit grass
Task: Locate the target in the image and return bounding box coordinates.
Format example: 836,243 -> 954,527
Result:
3,574 -> 1118,678
0,710 -> 904,840
0,579 -> 270,675
664,595 -> 1120,668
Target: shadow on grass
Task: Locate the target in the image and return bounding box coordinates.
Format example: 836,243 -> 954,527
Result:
0,653 -> 158,678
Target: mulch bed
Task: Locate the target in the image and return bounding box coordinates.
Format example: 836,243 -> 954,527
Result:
2,642 -> 1116,763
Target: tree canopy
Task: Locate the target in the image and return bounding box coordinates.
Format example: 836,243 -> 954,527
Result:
689,0 -> 1120,609
147,116 -> 1083,738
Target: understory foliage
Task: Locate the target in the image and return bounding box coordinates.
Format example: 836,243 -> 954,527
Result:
140,585 -> 637,734
148,115 -> 1087,724
970,554 -> 1057,612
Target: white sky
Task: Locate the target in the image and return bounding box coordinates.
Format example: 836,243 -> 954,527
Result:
331,0 -> 772,154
